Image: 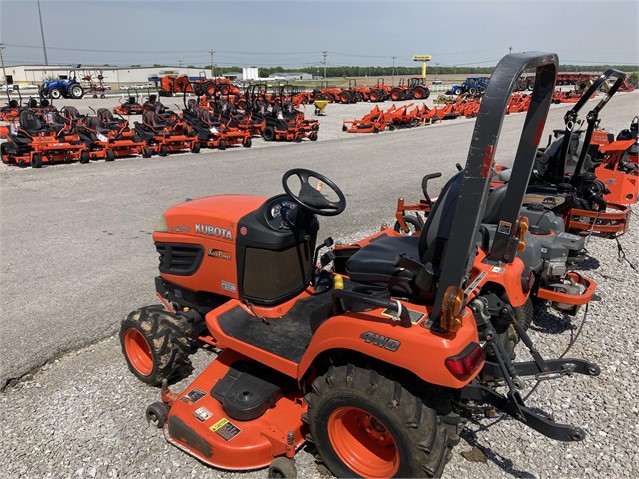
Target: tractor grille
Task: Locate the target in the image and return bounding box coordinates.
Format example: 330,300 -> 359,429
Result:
155,243 -> 204,276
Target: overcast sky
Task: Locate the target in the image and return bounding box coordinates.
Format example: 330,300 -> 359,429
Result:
1,0 -> 637,69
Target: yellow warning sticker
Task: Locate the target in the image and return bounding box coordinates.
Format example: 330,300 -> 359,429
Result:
209,418 -> 229,432
209,417 -> 242,441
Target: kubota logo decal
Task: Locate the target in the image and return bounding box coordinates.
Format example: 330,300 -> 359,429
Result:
195,224 -> 233,240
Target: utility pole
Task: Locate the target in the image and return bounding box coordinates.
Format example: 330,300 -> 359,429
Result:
391,56 -> 397,86
36,0 -> 49,65
0,44 -> 7,85
322,51 -> 327,80
508,45 -> 513,54
209,49 -> 215,78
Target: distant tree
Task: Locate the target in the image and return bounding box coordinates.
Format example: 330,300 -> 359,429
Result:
628,72 -> 639,87
130,64 -> 141,68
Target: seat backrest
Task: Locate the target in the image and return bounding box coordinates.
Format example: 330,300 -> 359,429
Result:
417,171 -> 465,269
97,108 -> 114,125
19,110 -> 42,131
62,105 -> 80,119
482,185 -> 509,224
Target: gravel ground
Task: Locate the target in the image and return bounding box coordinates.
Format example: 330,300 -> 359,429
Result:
1,91 -> 637,478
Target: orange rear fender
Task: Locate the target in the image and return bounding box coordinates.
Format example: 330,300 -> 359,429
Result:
298,305 -> 481,389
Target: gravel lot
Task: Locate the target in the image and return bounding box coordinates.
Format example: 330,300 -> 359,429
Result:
0,90 -> 637,478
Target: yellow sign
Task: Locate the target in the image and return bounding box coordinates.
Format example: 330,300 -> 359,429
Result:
412,55 -> 432,61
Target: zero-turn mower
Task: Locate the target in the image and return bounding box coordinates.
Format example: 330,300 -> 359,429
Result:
121,53 -> 600,478
134,106 -> 199,156
113,93 -> 144,116
498,69 -> 632,238
73,107 -> 150,161
0,108 -> 86,167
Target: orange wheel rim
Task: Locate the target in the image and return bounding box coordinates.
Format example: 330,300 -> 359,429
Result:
328,406 -> 399,478
124,328 -> 153,376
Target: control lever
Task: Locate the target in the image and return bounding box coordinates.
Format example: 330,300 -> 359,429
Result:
332,289 -> 412,328
313,237 -> 334,268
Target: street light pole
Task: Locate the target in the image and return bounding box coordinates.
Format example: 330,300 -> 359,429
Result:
0,43 -> 7,85
209,49 -> 215,78
36,0 -> 49,65
391,56 -> 396,86
322,51 -> 327,80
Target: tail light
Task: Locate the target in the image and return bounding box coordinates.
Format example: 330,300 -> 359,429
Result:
440,286 -> 464,332
445,342 -> 485,381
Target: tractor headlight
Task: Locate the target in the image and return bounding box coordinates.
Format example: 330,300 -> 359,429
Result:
440,286 -> 464,332
154,214 -> 168,232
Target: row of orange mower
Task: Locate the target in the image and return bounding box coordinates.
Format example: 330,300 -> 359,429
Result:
342,98 -> 482,133
313,77 -> 431,104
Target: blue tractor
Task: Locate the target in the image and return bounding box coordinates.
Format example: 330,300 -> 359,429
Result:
447,76 -> 490,96
39,71 -> 84,100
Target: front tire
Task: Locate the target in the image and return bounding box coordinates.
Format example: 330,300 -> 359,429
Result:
306,364 -> 458,478
50,88 -> 62,99
119,305 -> 192,386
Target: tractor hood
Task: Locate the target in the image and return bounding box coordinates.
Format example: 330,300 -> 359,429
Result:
157,194 -> 267,245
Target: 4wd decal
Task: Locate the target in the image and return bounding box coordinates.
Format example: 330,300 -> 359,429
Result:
359,331 -> 400,352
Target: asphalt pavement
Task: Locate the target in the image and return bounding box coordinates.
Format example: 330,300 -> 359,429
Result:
0,91 -> 637,389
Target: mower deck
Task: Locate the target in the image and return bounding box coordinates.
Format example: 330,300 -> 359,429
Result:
164,349 -> 306,471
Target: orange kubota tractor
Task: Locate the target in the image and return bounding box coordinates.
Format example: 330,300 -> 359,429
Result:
159,74 -> 240,98
120,53 -> 600,478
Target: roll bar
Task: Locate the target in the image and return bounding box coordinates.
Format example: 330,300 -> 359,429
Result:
429,52 -> 558,324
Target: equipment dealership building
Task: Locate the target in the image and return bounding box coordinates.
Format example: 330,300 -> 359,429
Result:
2,65 -> 312,88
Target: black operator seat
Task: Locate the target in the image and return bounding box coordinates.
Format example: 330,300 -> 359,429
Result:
345,171 -> 465,297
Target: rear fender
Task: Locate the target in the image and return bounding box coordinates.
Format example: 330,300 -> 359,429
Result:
469,251 -> 529,307
297,306 -> 481,389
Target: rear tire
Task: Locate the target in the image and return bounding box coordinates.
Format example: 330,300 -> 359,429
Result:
119,305 -> 192,386
31,154 -> 43,168
262,126 -> 276,142
514,297 -> 533,331
340,91 -> 352,104
306,364 -> 458,478
69,84 -> 84,99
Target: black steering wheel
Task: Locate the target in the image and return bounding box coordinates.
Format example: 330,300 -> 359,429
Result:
282,168 -> 346,216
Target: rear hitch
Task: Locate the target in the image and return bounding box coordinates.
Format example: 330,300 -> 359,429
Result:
466,296 -> 600,442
